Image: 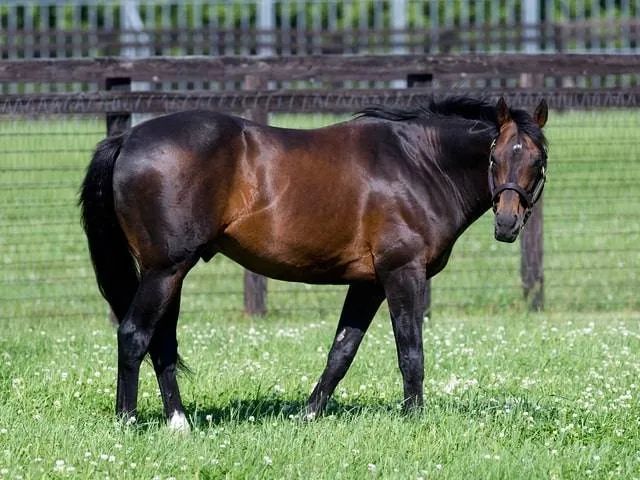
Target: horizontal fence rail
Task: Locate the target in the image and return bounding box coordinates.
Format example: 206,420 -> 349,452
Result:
3,89 -> 640,116
2,54 -> 640,83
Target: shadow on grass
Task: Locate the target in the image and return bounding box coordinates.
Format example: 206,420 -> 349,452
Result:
189,396 -> 401,425
129,394 -> 398,430
129,388 -> 565,431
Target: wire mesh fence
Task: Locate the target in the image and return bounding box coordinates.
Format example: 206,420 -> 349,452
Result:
1,104 -> 638,323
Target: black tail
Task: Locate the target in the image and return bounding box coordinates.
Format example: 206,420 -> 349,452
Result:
80,134 -> 139,322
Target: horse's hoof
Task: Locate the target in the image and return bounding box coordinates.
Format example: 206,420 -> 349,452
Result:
301,410 -> 318,421
114,414 -> 137,428
168,411 -> 191,433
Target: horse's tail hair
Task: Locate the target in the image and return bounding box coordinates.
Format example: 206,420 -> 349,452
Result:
80,134 -> 139,323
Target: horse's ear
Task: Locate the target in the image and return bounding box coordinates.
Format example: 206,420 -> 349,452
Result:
533,98 -> 548,128
496,97 -> 511,126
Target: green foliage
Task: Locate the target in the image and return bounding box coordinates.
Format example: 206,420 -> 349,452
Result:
1,1 -> 635,32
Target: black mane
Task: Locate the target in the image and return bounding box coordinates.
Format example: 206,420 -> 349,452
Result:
357,96 -> 547,150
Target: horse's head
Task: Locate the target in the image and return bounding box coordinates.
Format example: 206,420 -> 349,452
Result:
489,97 -> 548,243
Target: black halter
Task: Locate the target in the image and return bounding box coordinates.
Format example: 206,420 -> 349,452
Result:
488,138 -> 547,225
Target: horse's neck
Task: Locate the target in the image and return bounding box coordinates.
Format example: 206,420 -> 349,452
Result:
434,129 -> 494,226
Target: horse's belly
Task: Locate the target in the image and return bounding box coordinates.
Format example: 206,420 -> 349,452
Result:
216,229 -> 375,284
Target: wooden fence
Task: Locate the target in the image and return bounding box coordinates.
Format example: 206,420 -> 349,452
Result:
3,0 -> 640,60
5,21 -> 640,59
2,53 -> 639,315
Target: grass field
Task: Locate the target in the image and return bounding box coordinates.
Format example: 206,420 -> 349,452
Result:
0,109 -> 639,478
2,312 -> 640,478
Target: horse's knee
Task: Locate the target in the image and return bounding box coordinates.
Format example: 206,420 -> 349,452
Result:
117,322 -> 151,367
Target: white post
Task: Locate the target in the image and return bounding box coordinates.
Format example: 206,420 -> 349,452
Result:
523,0 -> 540,53
258,0 -> 275,57
121,0 -> 150,59
391,0 -> 407,88
121,0 -> 151,125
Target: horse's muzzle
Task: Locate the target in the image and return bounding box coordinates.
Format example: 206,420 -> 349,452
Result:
494,212 -> 521,243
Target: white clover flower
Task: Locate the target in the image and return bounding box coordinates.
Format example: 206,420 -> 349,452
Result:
367,463 -> 376,472
264,456 -> 273,466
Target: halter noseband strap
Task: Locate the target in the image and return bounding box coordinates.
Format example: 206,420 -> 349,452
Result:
491,182 -> 535,209
488,138 -> 547,224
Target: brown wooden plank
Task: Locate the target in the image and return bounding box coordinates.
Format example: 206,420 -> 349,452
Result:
518,73 -> 545,312
1,54 -> 639,84
520,200 -> 544,311
1,87 -> 639,116
105,77 -> 132,136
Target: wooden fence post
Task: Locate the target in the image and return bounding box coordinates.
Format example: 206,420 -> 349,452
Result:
521,200 -> 544,311
242,74 -> 268,316
519,72 -> 544,311
105,77 -> 131,135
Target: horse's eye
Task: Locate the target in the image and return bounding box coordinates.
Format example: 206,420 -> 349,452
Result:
533,157 -> 544,168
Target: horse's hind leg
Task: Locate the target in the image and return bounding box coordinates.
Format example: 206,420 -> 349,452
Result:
306,283 -> 385,417
116,259 -> 194,422
148,291 -> 189,431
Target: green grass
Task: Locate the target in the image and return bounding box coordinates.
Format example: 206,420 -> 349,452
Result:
0,110 -> 639,478
1,311 -> 640,478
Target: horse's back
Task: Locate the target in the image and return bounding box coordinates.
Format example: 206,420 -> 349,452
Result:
119,110 -> 245,161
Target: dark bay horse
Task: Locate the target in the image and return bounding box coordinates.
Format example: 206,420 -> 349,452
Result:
80,96 -> 548,429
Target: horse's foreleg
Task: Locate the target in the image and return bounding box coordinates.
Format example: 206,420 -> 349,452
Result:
116,266 -> 186,422
148,293 -> 189,432
306,283 -> 385,417
381,262 -> 428,412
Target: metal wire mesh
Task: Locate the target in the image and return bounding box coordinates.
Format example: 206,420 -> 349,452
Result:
1,106 -> 638,323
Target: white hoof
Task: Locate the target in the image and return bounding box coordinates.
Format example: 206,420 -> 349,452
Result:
302,411 -> 317,421
168,411 -> 190,433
